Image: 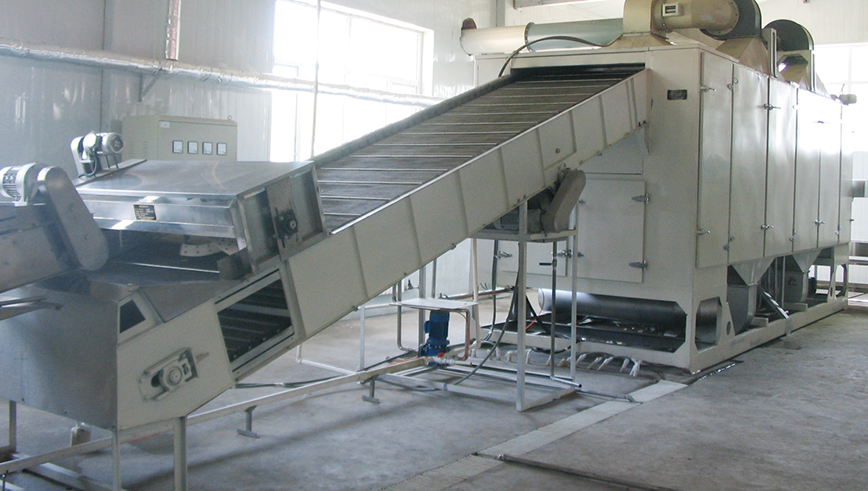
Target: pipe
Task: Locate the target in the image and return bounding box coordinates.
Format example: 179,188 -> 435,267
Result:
460,20 -> 621,55
527,19 -> 624,51
652,0 -> 739,34
460,0 -> 742,55
538,288 -> 686,328
0,37 -> 440,108
165,0 -> 182,61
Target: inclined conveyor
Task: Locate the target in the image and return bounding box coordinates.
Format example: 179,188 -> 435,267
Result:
0,64 -> 647,432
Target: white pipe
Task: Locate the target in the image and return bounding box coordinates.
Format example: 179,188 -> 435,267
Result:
165,0 -> 182,61
0,37 -> 440,108
461,0 -> 741,55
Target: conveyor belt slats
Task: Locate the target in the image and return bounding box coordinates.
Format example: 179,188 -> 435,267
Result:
315,67 -> 643,231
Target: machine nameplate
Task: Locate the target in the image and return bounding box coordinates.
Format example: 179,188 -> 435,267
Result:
134,204 -> 157,221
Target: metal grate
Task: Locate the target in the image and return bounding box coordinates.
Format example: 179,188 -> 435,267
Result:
218,280 -> 293,362
313,66 -> 642,231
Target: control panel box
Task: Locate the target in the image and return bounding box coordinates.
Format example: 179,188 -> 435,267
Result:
122,115 -> 237,161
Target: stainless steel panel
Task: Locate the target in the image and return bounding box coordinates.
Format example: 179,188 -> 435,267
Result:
0,224 -> 73,293
793,89 -> 823,251
410,172 -> 468,264
818,104 -> 843,247
728,65 -> 768,263
764,78 -> 798,256
839,122 -> 855,245
697,52 -> 733,268
264,172 -> 325,258
0,286 -> 119,429
76,160 -> 305,198
355,200 -> 421,298
576,179 -> 646,283
538,112 -> 577,169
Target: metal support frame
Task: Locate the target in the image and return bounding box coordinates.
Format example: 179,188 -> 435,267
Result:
0,359 -> 425,489
298,281 -> 412,376
237,407 -> 260,439
390,297 -> 479,360
1,400 -> 15,459
468,204 -> 581,411
173,417 -> 187,491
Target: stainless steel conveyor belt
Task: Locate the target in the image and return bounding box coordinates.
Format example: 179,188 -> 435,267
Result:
288,65 -> 648,340
313,66 -> 646,231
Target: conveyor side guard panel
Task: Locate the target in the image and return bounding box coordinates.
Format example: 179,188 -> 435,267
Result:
288,66 -> 648,337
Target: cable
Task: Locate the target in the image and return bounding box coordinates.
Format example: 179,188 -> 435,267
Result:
498,35 -> 607,77
453,272 -> 528,385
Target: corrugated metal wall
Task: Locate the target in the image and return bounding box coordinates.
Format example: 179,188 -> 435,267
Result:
0,0 -> 495,176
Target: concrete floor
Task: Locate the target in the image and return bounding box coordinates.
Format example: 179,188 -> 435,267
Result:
2,303 -> 867,490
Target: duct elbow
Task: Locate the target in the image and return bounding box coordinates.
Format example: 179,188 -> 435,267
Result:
624,0 -> 759,40
653,0 -> 740,35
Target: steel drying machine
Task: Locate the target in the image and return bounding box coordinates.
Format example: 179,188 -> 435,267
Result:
0,67 -> 647,434
464,0 -> 855,372
0,0 -> 854,486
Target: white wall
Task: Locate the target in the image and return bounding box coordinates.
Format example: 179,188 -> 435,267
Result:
0,0 -> 498,174
0,0 -> 277,174
504,0 -> 624,25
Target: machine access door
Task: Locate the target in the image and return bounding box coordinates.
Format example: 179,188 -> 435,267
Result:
764,78 -> 797,257
728,64 -> 769,263
696,52 -> 733,268
817,104 -> 843,248
793,89 -> 824,252
576,178 -> 646,283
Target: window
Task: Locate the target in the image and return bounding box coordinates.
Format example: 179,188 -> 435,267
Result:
815,44 -> 868,151
271,0 -> 433,161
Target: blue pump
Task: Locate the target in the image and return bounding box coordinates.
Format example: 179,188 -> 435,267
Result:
420,311 -> 450,356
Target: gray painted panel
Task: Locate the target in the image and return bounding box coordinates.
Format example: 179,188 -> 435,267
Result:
818,104 -> 842,247
765,79 -> 797,256
0,287 -> 119,429
697,52 -> 733,268
793,90 -> 823,251
728,65 -> 768,263
576,179 -> 646,283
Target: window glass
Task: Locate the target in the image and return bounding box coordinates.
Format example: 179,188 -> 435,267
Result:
815,44 -> 868,152
271,0 -> 431,161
